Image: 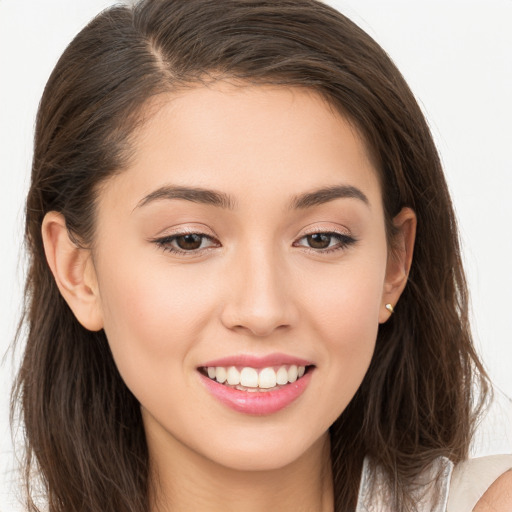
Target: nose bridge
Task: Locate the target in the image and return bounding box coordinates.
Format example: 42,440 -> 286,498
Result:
221,241 -> 296,336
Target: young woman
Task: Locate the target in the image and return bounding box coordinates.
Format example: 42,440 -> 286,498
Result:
11,0 -> 512,511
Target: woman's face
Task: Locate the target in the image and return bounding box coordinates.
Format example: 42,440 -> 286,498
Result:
88,83 -> 402,471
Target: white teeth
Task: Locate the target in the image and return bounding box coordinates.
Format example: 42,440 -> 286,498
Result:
236,385 -> 260,392
240,367 -> 259,387
215,367 -> 227,383
258,367 -> 277,389
207,364 -> 307,389
288,365 -> 298,383
276,366 -> 289,385
227,366 -> 240,385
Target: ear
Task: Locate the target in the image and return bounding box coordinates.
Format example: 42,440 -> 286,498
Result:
41,211 -> 103,331
379,207 -> 417,323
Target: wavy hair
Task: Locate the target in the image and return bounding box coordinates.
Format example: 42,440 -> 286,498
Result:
12,1 -> 489,510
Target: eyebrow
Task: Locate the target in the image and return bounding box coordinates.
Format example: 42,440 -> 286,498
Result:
136,186 -> 236,210
289,184 -> 369,209
135,184 -> 369,211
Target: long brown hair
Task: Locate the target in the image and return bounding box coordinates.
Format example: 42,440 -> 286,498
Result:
12,1 -> 489,511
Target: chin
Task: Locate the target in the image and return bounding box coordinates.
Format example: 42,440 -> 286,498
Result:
194,426 -> 330,473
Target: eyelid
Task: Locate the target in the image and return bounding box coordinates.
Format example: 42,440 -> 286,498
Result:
292,225 -> 358,254
150,225 -> 357,257
153,224 -> 216,237
300,225 -> 352,236
150,228 -> 220,256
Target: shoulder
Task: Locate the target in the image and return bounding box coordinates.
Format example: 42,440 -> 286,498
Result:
448,455 -> 512,512
473,469 -> 512,512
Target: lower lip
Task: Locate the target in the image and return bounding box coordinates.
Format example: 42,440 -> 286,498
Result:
199,370 -> 313,415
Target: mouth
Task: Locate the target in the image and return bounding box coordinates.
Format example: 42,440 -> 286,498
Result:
199,364 -> 311,393
197,357 -> 315,415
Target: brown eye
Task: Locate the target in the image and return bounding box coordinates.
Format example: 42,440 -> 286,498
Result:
153,232 -> 219,255
175,234 -> 204,250
293,231 -> 357,254
306,233 -> 332,249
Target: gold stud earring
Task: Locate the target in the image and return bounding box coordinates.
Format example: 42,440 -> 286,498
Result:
385,303 -> 395,314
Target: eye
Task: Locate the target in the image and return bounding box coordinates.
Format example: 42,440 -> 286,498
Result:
153,232 -> 220,255
294,231 -> 356,253
152,229 -> 355,256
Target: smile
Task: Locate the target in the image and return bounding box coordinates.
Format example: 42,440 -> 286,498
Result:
202,364 -> 307,391
198,357 -> 314,415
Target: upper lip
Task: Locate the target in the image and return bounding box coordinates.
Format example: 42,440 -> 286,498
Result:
200,353 -> 314,369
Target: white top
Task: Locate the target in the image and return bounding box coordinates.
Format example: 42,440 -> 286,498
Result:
355,454 -> 512,512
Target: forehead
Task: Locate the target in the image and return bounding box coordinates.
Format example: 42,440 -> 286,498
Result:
101,82 -> 382,213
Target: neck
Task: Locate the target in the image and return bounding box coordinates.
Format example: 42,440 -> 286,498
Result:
147,428 -> 334,512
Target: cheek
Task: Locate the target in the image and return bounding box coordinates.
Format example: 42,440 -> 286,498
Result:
299,253 -> 386,413
95,255 -> 218,394
303,251 -> 386,342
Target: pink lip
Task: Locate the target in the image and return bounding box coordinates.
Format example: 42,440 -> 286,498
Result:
200,353 -> 313,369
199,368 -> 313,415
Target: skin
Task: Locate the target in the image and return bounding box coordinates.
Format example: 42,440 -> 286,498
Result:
474,471 -> 512,512
43,83 -> 417,511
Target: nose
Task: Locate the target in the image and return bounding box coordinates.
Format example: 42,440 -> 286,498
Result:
220,246 -> 298,337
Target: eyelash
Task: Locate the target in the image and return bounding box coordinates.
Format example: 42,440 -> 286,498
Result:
293,231 -> 357,254
152,230 -> 357,256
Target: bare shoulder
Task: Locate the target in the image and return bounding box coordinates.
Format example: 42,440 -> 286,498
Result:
473,470 -> 512,512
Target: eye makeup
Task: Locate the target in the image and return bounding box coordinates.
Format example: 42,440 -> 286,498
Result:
151,228 -> 357,257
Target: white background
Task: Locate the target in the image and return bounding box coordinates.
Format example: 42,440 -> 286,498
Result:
1,1 -> 511,510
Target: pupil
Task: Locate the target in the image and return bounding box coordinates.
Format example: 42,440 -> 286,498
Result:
308,233 -> 331,249
177,234 -> 202,250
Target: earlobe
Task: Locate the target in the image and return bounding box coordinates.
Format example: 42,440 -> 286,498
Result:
379,207 -> 417,323
41,212 -> 103,331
